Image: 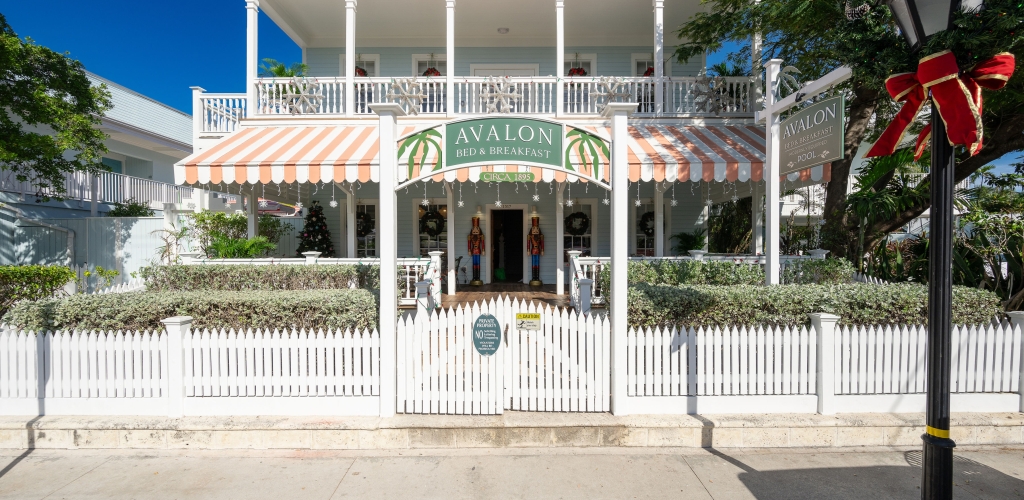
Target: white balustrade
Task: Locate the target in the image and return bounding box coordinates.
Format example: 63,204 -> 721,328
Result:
254,77 -> 346,115
198,93 -> 247,133
1,170 -> 192,207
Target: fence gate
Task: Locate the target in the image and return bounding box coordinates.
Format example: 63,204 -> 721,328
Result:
396,297 -> 610,414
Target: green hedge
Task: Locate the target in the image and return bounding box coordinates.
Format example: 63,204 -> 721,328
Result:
0,265 -> 76,317
2,289 -> 378,332
625,283 -> 1003,328
139,264 -> 380,292
599,258 -> 856,290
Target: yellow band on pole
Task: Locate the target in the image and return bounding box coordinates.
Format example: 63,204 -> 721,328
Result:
926,426 -> 950,439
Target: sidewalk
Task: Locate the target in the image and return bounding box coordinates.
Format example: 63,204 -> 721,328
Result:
0,445 -> 1021,499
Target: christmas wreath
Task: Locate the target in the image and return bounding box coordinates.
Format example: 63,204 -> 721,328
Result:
564,211 -> 590,236
419,209 -> 446,237
639,211 -> 656,237
422,67 -> 441,77
356,211 -> 374,237
355,66 -> 368,77
643,67 -> 655,77
567,67 -> 587,77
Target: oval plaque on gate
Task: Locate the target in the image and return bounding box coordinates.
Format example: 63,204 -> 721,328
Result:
472,314 -> 502,356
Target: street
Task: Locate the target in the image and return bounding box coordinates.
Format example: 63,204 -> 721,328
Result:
0,445 -> 1021,499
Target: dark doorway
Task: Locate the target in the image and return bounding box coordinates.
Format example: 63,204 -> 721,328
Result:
490,209 -> 523,283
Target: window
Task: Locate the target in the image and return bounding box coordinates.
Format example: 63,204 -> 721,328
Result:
415,202 -> 448,257
340,54 -> 379,77
356,203 -> 377,257
412,54 -> 447,76
630,200 -> 671,256
631,54 -> 672,77
563,201 -> 595,268
563,54 -> 596,76
101,157 -> 123,175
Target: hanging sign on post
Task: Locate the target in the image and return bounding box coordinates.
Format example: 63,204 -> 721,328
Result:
515,312 -> 541,331
472,314 -> 502,356
778,95 -> 845,176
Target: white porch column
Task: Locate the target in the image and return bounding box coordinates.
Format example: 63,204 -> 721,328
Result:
338,183 -> 356,258
190,87 -> 204,148
653,0 -> 664,114
765,59 -> 782,285
446,182 -> 456,295
247,189 -> 258,238
245,0 -> 259,118
555,183 -> 565,295
751,181 -> 764,254
654,184 -> 664,256
374,103 -> 405,418
345,0 -> 357,117
555,0 -> 565,117
446,0 -> 456,117
605,102 -> 635,416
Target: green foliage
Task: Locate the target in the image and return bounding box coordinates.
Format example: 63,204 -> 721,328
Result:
0,14 -> 112,199
599,260 -> 766,294
257,215 -> 288,247
106,198 -> 155,217
2,289 -> 378,332
184,210 -> 287,256
81,266 -> 119,289
0,265 -> 75,317
708,197 -> 752,253
625,283 -> 1002,328
139,264 -> 378,292
207,235 -> 276,259
258,58 -> 307,77
296,201 -> 335,257
670,228 -> 707,254
781,258 -> 856,285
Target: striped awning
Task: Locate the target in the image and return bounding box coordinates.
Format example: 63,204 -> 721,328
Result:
175,126 -> 380,185
623,124 -> 830,183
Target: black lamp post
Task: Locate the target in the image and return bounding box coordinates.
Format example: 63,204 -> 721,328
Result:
883,0 -> 981,498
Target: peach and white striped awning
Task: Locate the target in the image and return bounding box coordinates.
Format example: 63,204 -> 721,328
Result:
174,126 -> 380,185
623,124 -> 830,183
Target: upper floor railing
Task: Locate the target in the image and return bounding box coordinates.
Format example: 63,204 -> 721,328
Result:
0,169 -> 194,207
196,75 -> 756,135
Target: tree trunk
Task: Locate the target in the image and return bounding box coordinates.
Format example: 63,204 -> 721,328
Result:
863,113 -> 1024,249
822,86 -> 880,258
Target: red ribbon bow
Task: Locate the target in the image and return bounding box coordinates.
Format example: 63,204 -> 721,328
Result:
865,50 -> 1015,160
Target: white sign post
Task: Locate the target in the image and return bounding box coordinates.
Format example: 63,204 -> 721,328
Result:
756,61 -> 852,285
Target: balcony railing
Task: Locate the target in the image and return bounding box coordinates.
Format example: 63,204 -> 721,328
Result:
196,75 -> 756,133
0,169 -> 194,207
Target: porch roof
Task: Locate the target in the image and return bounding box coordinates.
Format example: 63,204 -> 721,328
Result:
175,123 -> 828,186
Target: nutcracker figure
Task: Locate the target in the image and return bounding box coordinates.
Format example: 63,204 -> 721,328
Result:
467,216 -> 485,286
527,216 -> 544,286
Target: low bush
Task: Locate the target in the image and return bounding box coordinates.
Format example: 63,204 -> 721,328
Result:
0,265 -> 76,317
781,258 -> 857,285
2,289 -> 378,332
600,258 -> 857,291
207,235 -> 276,258
625,283 -> 1002,328
139,264 -> 379,292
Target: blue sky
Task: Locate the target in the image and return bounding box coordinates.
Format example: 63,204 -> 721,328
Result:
3,3 -> 1018,174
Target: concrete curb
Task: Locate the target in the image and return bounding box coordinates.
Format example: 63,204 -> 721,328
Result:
0,412 -> 1021,450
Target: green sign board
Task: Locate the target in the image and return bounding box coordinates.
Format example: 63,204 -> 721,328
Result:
779,95 -> 845,176
446,118 -> 563,169
479,172 -> 535,183
472,314 -> 502,356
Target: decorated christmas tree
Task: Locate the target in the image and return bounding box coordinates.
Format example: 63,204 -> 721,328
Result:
295,200 -> 336,257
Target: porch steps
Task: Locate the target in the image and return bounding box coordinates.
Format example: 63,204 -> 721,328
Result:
1,412 -> 1021,450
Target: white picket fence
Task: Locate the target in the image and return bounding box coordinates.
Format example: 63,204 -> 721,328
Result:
623,317 -> 1023,414
0,322 -> 380,416
397,298 -> 610,415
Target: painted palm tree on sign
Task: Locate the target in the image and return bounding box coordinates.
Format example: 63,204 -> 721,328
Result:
398,128 -> 443,180
565,128 -> 609,182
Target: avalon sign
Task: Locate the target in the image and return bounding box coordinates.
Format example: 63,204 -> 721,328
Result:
446,118 -> 563,169
779,95 -> 845,176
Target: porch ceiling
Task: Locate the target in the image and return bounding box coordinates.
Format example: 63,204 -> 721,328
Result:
261,0 -> 707,48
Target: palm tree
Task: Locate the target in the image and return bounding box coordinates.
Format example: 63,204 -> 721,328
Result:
259,58 -> 307,77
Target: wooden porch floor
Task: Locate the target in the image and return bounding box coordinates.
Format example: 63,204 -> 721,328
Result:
440,283 -> 570,309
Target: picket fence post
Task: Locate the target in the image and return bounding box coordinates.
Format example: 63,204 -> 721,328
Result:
810,312 -> 840,415
161,316 -> 192,418
1008,311 -> 1024,413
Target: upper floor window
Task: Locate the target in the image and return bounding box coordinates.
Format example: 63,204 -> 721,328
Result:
413,54 -> 447,77
631,54 -> 672,77
341,54 -> 379,77
564,53 -> 596,76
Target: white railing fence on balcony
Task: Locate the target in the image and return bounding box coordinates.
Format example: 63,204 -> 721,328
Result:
254,77 -> 346,115
623,315 -> 1023,415
0,320 -> 380,416
0,170 -> 193,207
180,253 -> 431,307
198,93 -> 247,134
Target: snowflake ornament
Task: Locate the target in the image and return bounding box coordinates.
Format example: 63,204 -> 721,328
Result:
704,198 -> 713,207
670,199 -> 678,207
457,200 -> 465,208
258,199 -> 269,208
692,70 -> 728,115
421,198 -> 431,207
479,76 -> 522,114
565,198 -> 574,207
295,202 -> 304,210
731,194 -> 739,203
602,198 -> 610,206
634,198 -> 642,207
532,194 -> 540,202
281,77 -> 325,115
592,77 -> 632,113
329,200 -> 338,208
386,78 -> 428,115
494,199 -> 503,208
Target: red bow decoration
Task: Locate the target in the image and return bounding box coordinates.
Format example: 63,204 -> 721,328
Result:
865,50 -> 1015,160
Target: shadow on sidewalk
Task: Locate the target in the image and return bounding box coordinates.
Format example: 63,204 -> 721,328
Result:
0,415 -> 42,480
711,448 -> 1024,500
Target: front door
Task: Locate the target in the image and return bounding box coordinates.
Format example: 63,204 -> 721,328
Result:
490,209 -> 523,283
